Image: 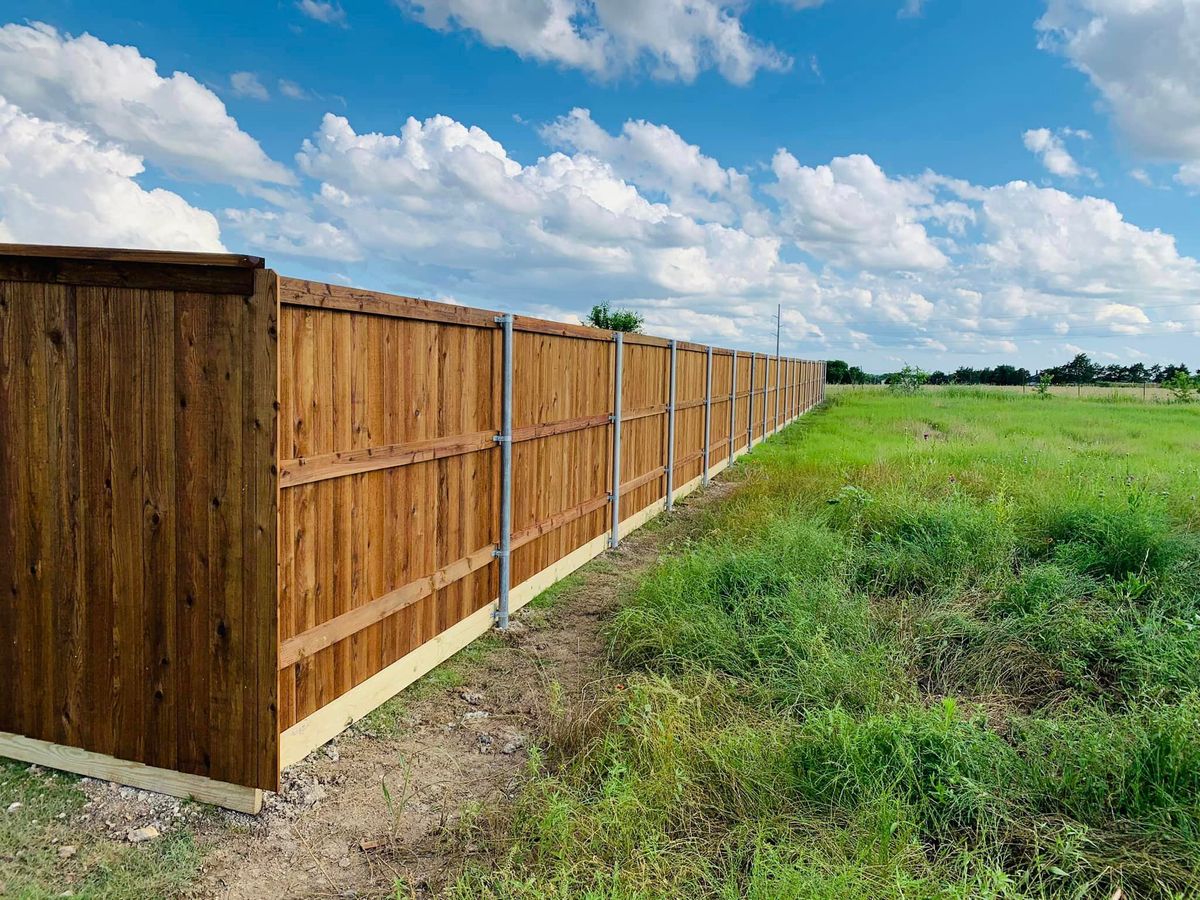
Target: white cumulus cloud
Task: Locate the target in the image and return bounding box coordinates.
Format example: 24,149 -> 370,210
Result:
0,22 -> 292,184
768,152 -> 949,271
1037,0 -> 1200,187
540,107 -> 756,224
398,0 -> 793,84
230,71 -> 269,100
0,98 -> 224,251
296,0 -> 348,26
1023,127 -> 1094,179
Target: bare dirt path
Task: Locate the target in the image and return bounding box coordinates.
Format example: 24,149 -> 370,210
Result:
194,480 -> 736,899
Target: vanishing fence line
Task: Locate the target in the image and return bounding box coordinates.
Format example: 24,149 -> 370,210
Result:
0,244 -> 826,813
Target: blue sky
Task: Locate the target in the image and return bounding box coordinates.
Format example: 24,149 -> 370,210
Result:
1,0 -> 1197,371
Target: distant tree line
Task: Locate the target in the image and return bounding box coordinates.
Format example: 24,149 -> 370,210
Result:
827,353 -> 1197,387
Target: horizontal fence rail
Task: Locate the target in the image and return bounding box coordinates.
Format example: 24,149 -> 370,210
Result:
0,245 -> 826,802
275,275 -> 826,751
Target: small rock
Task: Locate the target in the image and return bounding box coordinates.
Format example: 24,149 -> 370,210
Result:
127,825 -> 160,843
460,690 -> 484,705
338,856 -> 351,869
6,802 -> 21,813
462,710 -> 489,722
58,845 -> 77,860
302,782 -> 328,806
502,736 -> 526,754
324,744 -> 340,763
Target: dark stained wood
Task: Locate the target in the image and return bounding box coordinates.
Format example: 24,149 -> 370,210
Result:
1,247 -> 822,797
0,256 -> 258,295
0,243 -> 263,268
0,259 -> 278,792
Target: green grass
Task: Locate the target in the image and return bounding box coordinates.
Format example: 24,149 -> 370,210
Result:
0,762 -> 201,898
358,632 -> 511,739
452,390 -> 1200,899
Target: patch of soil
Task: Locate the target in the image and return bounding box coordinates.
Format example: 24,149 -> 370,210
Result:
194,479 -> 738,899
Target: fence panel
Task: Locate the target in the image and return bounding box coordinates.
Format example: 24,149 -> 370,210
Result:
0,251 -> 278,794
0,247 -> 826,803
276,300 -> 500,731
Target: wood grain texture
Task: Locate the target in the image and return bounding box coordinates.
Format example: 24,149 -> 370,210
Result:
0,259 -> 278,792
3,254 -> 821,795
0,731 -> 262,814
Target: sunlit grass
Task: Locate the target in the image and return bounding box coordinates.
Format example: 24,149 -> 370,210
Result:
0,762 -> 202,899
453,391 -> 1200,899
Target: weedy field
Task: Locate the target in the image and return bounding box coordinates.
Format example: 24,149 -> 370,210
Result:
454,389 -> 1200,899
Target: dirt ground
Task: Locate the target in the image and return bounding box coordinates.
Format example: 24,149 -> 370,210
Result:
175,480 -> 733,899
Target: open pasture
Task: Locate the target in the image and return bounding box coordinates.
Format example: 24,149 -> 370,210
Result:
458,390 -> 1200,899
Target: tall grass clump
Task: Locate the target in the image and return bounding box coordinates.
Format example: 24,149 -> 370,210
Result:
454,391 -> 1200,899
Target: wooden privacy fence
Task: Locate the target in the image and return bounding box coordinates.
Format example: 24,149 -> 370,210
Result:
0,244 -> 826,812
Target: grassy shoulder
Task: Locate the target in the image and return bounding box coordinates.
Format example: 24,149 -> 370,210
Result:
452,391 -> 1200,899
0,762 -> 201,899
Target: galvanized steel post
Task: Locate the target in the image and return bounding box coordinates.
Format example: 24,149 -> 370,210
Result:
665,339 -> 678,512
494,314 -> 514,630
762,354 -> 769,440
609,332 -> 624,549
702,345 -> 713,486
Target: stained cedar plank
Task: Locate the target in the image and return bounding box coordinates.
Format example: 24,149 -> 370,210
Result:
312,309 -> 335,713
41,285 -> 74,746
140,290 -> 176,771
512,412 -> 610,444
292,307 -> 318,721
330,307 -> 354,702
0,280 -> 15,735
0,243 -> 263,268
79,286 -> 117,759
175,291 -> 214,778
0,258 -> 257,295
247,270 -> 280,788
23,284 -> 51,747
11,282 -> 42,743
279,430 -> 495,487
279,543 -> 497,668
111,288 -> 146,766
282,277 -> 613,344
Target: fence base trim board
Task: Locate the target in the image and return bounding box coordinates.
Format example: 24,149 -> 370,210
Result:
278,597 -> 499,770
279,484 -> 710,770
0,731 -> 263,814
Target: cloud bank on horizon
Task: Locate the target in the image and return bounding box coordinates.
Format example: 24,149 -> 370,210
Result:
0,1 -> 1197,368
